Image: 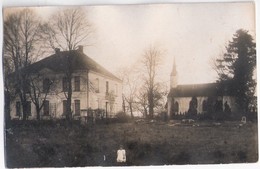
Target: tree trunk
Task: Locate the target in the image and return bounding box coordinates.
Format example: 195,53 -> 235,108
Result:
4,90 -> 11,123
87,70 -> 89,109
148,90 -> 154,119
143,106 -> 148,118
22,102 -> 27,121
65,53 -> 73,121
66,98 -> 72,121
66,77 -> 73,121
36,105 -> 41,121
122,96 -> 126,114
19,91 -> 28,121
129,102 -> 133,118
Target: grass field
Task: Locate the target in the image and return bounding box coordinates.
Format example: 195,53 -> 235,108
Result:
4,119 -> 259,167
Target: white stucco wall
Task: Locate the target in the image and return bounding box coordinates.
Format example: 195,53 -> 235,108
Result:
173,97 -> 208,114
10,69 -> 123,120
167,95 -> 238,117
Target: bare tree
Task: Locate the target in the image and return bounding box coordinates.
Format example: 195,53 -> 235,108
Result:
141,46 -> 163,118
3,55 -> 15,122
124,77 -> 138,118
41,8 -> 93,51
211,50 -> 232,82
116,47 -> 165,119
117,67 -> 140,118
41,8 -> 93,121
27,72 -> 56,120
135,81 -> 167,118
136,85 -> 149,118
152,82 -> 168,113
4,9 -> 42,120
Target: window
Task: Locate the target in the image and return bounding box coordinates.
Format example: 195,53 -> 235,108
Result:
62,77 -> 68,91
26,101 -> 31,116
43,78 -> 50,93
43,100 -> 50,116
115,84 -> 118,95
75,100 -> 80,116
106,81 -> 109,94
174,101 -> 179,113
95,78 -> 99,93
16,102 -> 21,116
74,76 -> 80,91
50,103 -> 56,116
202,100 -> 207,112
63,100 -> 68,115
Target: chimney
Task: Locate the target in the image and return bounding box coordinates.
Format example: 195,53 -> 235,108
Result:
78,45 -> 83,53
55,48 -> 60,54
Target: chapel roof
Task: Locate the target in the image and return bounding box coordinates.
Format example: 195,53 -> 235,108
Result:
168,82 -> 234,98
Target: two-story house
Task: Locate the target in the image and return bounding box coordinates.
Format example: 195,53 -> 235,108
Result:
10,46 -> 123,120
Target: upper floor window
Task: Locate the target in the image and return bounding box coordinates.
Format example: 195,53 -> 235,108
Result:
62,77 -> 68,91
74,76 -> 80,91
95,78 -> 99,93
24,80 -> 30,93
115,84 -> 118,95
43,78 -> 50,93
106,81 -> 109,94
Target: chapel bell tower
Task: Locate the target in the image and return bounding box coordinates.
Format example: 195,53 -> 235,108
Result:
170,57 -> 178,88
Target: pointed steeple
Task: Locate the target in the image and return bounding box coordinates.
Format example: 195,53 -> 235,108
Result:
170,57 -> 178,88
171,57 -> 177,76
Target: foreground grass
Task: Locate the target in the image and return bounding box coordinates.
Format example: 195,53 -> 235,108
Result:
5,120 -> 258,167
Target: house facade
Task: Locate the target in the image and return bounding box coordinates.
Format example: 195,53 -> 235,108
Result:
10,46 -> 123,120
167,58 -> 238,118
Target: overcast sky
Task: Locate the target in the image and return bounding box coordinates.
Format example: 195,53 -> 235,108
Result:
4,2 -> 256,86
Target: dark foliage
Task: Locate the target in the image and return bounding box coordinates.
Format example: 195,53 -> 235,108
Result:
216,29 -> 256,113
114,112 -> 132,123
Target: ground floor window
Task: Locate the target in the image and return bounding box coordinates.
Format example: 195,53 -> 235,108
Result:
50,103 -> 57,117
26,101 -> 31,116
202,100 -> 207,112
63,100 -> 68,116
75,100 -> 80,116
16,102 -> 21,116
174,101 -> 179,113
43,100 -> 50,116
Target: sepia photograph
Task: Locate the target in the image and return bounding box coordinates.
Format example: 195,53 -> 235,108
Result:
2,1 -> 258,168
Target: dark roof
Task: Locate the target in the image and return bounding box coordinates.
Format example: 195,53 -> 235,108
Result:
26,50 -> 122,82
168,82 -> 234,98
